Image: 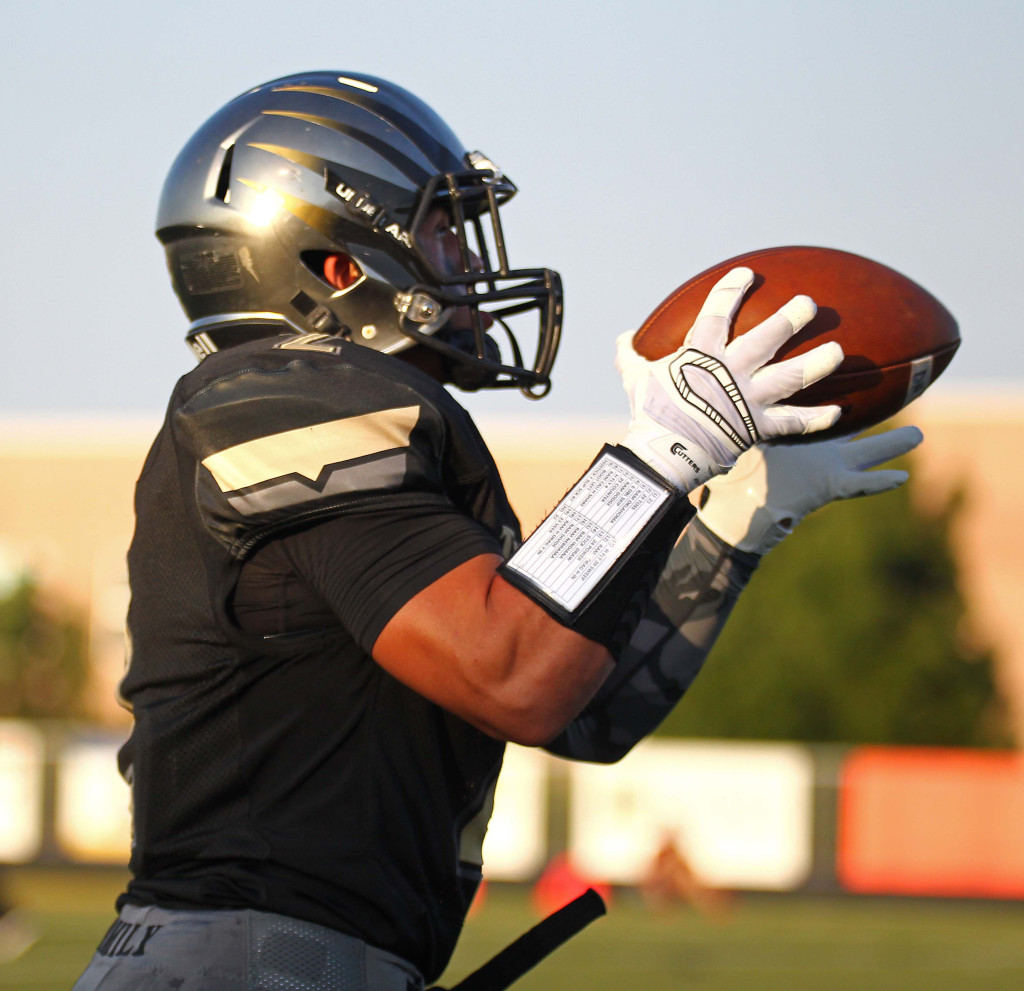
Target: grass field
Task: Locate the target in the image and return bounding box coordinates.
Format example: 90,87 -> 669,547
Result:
3,869 -> 1023,990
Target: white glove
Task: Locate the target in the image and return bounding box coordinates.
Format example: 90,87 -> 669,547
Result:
696,425 -> 924,554
617,266 -> 844,492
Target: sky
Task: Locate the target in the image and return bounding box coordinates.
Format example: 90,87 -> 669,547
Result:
2,0 -> 1022,431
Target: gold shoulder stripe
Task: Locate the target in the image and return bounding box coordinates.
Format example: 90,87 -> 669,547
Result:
201,406 -> 420,493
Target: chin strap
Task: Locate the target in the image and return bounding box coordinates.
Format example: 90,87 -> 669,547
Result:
427,889 -> 606,991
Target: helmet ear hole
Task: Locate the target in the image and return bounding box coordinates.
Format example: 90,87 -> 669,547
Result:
323,253 -> 362,291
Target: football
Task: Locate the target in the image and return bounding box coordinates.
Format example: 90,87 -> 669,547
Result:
632,246 -> 960,438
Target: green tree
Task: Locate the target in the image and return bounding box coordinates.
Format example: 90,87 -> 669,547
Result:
658,469 -> 1008,746
0,577 -> 88,719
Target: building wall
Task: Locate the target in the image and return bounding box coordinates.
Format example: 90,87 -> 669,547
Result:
902,392 -> 1024,739
0,417 -> 153,721
0,392 -> 1021,737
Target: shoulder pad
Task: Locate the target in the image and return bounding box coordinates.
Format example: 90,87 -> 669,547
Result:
172,343 -> 457,557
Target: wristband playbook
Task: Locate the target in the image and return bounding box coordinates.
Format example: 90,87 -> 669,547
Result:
498,445 -> 694,649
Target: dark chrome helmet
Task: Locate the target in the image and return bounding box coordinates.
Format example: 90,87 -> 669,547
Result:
156,71 -> 562,396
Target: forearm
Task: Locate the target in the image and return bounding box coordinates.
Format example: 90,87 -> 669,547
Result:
376,447 -> 691,747
544,518 -> 758,763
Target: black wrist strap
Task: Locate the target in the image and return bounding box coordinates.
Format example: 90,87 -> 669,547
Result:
499,445 -> 694,649
429,888 -> 606,991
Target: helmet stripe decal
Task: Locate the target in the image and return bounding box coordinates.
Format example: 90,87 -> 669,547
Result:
244,143 -> 414,224
237,178 -> 345,241
270,85 -> 463,174
263,110 -> 432,185
246,142 -> 330,176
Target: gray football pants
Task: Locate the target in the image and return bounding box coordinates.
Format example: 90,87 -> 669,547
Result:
70,903 -> 425,991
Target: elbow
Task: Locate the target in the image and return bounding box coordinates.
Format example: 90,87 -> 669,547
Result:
470,674 -> 593,747
440,623 -> 615,747
485,697 -> 581,748
465,647 -> 613,748
510,721 -> 573,750
505,725 -> 558,748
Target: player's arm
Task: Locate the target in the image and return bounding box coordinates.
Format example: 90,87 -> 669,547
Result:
543,518 -> 757,762
373,553 -> 616,746
546,426 -> 924,763
375,268 -> 846,747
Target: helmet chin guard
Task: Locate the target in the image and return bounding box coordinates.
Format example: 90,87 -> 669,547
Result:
157,71 -> 562,398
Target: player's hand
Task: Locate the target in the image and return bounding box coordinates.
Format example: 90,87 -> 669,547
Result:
617,267 -> 844,491
696,425 -> 924,554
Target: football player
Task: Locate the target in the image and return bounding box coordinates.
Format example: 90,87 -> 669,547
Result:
71,71 -> 920,991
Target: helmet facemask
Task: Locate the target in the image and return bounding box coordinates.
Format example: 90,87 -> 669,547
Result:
396,158 -> 562,398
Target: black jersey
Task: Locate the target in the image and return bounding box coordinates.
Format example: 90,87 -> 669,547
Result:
116,330 -> 521,981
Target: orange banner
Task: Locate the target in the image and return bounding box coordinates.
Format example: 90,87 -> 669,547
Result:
838,747 -> 1024,897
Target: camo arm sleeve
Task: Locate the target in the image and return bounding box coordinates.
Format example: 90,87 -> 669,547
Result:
544,518 -> 759,764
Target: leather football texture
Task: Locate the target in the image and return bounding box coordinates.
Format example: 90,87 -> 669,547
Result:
634,245 -> 960,438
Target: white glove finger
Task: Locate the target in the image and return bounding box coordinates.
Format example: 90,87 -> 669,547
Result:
750,341 -> 844,404
684,267 -> 754,352
835,467 -> 910,499
761,402 -> 842,438
838,425 -> 924,470
726,295 -> 817,370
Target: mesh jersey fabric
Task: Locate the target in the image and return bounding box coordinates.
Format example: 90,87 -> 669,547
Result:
116,331 -> 520,982
229,503 -> 501,647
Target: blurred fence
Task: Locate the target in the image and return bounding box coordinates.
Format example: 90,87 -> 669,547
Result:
2,719 -> 1023,898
